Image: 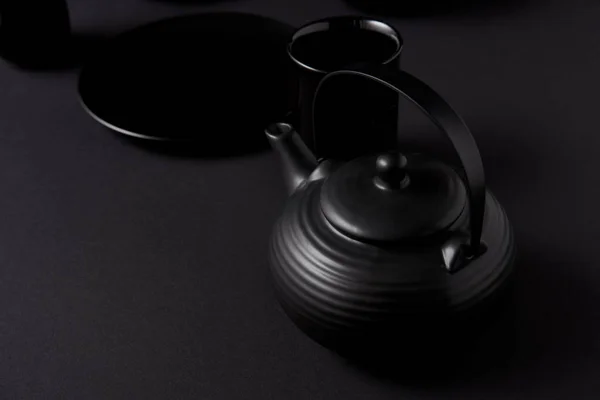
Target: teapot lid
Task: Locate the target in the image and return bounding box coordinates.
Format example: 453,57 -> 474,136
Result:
320,152 -> 467,242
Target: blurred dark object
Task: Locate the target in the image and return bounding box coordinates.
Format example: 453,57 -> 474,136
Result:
78,12 -> 296,156
0,0 -> 72,68
342,0 -> 495,17
148,0 -> 237,3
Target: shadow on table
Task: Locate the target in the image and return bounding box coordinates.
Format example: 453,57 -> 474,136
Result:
342,0 -> 529,18
114,132 -> 271,160
338,245 -> 600,391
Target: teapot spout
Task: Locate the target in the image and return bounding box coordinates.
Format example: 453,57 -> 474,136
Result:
265,123 -> 318,194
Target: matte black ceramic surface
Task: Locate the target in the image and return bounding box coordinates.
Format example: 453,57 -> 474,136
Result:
265,65 -> 516,355
78,12 -> 295,150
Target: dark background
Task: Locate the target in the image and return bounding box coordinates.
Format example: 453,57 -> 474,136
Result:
1,0 -> 600,398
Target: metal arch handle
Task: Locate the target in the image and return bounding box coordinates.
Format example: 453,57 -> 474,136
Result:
313,65 -> 486,257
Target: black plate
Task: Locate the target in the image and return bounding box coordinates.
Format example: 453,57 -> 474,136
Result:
78,12 -> 296,153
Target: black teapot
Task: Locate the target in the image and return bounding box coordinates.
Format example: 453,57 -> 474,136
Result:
265,66 -> 516,356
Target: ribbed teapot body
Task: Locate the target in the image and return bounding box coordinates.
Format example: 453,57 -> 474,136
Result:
268,181 -> 516,352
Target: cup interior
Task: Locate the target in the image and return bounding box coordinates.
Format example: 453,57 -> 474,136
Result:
288,17 -> 402,73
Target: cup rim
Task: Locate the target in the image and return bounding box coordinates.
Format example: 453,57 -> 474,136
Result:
288,16 -> 404,74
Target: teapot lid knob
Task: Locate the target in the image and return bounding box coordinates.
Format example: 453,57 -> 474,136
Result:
374,153 -> 410,190
320,152 -> 467,242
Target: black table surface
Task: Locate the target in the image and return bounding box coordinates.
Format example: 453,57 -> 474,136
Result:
1,0 -> 600,398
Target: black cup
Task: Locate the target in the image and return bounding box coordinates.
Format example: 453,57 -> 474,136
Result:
287,16 -> 403,159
